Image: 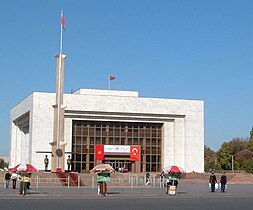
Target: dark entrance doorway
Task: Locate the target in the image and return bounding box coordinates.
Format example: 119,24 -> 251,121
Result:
72,120 -> 162,173
104,160 -> 132,173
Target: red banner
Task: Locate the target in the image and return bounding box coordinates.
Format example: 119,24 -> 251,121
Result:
95,144 -> 104,160
130,145 -> 140,161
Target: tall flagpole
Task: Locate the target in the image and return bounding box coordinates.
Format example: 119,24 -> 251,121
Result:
109,77 -> 111,90
56,10 -> 64,169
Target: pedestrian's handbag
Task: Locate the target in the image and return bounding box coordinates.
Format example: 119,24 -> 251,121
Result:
215,183 -> 219,190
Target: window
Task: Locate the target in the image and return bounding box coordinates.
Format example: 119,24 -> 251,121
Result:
72,120 -> 162,173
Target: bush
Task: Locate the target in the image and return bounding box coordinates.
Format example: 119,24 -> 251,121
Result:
241,160 -> 253,173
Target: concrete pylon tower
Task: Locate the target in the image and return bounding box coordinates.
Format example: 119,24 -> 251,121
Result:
50,54 -> 67,172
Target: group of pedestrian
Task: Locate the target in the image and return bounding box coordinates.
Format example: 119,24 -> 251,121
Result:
4,171 -> 18,189
209,171 -> 227,192
4,170 -> 32,195
157,170 -> 227,195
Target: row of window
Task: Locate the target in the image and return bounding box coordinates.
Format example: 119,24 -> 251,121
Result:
73,127 -> 162,138
71,120 -> 162,172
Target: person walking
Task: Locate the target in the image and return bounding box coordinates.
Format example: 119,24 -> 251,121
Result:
160,171 -> 165,187
4,171 -> 11,189
145,172 -> 150,185
209,172 -> 217,192
220,172 -> 227,192
11,172 -> 18,189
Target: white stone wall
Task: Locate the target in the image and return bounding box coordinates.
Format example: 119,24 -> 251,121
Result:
10,94 -> 33,168
31,92 -> 55,170
10,89 -> 204,172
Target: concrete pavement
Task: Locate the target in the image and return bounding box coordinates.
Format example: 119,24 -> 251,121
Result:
1,183 -> 253,198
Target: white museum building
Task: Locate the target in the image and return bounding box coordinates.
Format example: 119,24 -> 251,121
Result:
9,88 -> 204,173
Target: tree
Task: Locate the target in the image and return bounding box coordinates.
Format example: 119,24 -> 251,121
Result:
241,160 -> 253,173
217,142 -> 233,170
0,158 -> 6,169
204,145 -> 221,172
230,138 -> 248,154
247,127 -> 253,151
250,127 -> 253,142
236,150 -> 249,166
205,127 -> 253,173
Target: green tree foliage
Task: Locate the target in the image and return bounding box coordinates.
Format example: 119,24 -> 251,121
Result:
207,128 -> 253,173
0,158 -> 6,169
204,145 -> 216,158
250,127 -> 253,142
241,160 -> 253,173
247,127 -> 253,151
217,142 -> 232,170
230,138 -> 248,154
204,145 -> 222,172
216,138 -> 249,171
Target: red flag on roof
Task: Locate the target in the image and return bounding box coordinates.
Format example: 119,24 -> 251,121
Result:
109,76 -> 115,81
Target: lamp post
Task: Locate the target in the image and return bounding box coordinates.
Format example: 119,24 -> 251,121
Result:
230,155 -> 234,173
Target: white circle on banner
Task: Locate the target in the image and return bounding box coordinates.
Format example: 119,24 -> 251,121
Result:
132,148 -> 138,155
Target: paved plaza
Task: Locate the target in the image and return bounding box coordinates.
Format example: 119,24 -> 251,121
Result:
1,183 -> 253,209
1,182 -> 253,197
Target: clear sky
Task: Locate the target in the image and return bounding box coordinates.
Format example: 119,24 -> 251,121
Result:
1,0 -> 253,155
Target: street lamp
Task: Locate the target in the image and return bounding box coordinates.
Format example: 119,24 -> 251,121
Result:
230,155 -> 234,173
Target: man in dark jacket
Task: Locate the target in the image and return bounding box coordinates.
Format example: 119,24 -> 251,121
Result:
4,171 -> 11,189
209,172 -> 217,192
220,172 -> 227,192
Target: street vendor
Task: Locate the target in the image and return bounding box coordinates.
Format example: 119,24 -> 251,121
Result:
166,174 -> 179,194
167,174 -> 173,186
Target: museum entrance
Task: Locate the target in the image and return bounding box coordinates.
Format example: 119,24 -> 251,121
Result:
104,159 -> 132,173
71,120 -> 162,173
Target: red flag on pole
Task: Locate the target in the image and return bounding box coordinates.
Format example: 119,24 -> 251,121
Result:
61,15 -> 66,31
109,76 -> 115,81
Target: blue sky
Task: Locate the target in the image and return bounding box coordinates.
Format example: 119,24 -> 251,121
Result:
1,0 -> 253,155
